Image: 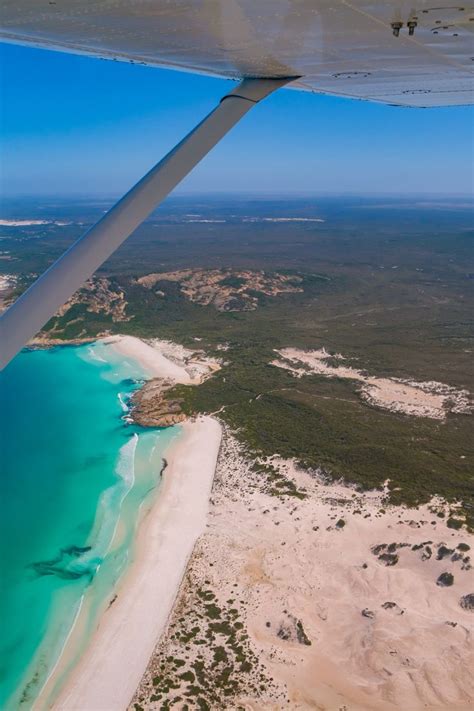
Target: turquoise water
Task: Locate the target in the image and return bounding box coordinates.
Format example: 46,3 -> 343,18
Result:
0,342 -> 179,709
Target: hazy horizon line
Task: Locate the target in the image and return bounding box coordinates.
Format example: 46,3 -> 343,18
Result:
1,190 -> 473,201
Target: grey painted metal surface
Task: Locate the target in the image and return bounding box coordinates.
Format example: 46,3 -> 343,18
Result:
0,78 -> 290,370
1,0 -> 473,107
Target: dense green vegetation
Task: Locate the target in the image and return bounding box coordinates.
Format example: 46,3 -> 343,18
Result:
170,343 -> 472,521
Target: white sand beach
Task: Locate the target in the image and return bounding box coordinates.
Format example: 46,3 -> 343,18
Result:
52,415 -> 221,711
35,336 -> 223,710
105,334 -> 220,384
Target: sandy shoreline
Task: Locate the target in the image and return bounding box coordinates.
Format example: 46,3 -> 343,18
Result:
51,415 -> 221,711
106,335 -> 196,384
105,334 -> 220,384
37,336 -> 222,710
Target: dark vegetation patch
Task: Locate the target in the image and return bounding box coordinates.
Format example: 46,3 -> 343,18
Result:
459,593 -> 474,611
373,539 -> 471,575
296,620 -> 312,646
437,545 -> 455,560
249,461 -> 307,500
132,573 -> 283,708
437,572 -> 454,587
276,614 -> 312,645
381,601 -> 404,615
371,542 -> 409,566
219,275 -> 246,289
378,553 -> 399,566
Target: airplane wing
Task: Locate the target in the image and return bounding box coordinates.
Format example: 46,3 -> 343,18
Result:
1,1 -> 473,369
1,0 -> 473,108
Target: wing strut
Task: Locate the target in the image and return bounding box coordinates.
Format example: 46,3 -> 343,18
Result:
0,77 -> 292,370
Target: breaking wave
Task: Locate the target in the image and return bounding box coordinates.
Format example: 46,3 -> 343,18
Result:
30,434 -> 139,583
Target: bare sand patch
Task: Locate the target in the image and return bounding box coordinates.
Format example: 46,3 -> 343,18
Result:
272,347 -> 472,420
0,219 -> 51,226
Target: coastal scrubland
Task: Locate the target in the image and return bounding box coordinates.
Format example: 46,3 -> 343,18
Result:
2,196 -> 473,524
131,426 -> 474,710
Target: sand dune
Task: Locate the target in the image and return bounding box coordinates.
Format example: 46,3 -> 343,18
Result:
133,429 -> 474,710
272,347 -> 472,420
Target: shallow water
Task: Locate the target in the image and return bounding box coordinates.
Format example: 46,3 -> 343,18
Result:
0,342 -> 179,709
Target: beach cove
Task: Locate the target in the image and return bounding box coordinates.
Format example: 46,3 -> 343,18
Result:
0,336 -> 221,710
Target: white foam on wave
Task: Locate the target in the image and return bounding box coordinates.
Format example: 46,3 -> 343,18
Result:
117,392 -> 129,413
86,345 -> 107,363
80,434 -> 139,568
115,433 -> 138,489
149,442 -> 157,463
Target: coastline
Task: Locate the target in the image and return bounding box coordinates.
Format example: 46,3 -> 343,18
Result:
105,335 -> 196,383
50,415 -> 221,710
105,334 -> 220,384
3,341 -> 173,710
25,334 -> 222,710
23,333 -> 473,710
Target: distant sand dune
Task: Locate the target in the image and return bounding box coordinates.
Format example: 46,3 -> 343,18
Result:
272,347 -> 472,420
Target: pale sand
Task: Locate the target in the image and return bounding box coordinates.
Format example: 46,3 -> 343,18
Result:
272,347 -> 472,420
105,334 -> 220,384
0,219 -> 70,226
51,415 -> 222,711
0,219 -> 50,226
104,335 -> 195,383
133,429 -> 474,710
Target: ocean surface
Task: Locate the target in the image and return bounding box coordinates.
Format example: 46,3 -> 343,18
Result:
0,341 -> 179,709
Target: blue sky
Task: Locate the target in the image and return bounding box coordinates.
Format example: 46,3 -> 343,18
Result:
0,42 -> 473,197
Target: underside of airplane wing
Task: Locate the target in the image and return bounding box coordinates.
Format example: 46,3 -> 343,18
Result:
1,1 -> 473,368
1,0 -> 473,108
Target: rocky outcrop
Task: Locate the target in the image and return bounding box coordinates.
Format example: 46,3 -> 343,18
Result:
130,378 -> 186,428
41,277 -> 131,337
137,268 -> 303,312
276,613 -> 312,646
60,277 -> 130,322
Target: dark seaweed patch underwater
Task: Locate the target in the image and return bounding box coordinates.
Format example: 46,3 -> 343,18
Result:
30,545 -> 99,582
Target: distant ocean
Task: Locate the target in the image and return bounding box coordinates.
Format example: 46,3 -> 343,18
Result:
0,342 -> 179,709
